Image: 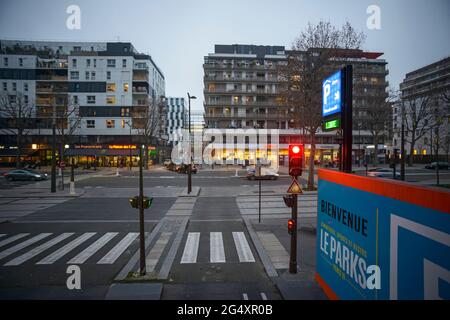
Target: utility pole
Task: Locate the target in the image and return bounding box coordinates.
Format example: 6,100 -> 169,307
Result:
342,65 -> 353,173
51,99 -> 57,193
138,145 -> 146,275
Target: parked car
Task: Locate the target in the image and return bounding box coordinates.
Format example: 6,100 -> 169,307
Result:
3,169 -> 48,181
246,168 -> 279,180
177,164 -> 198,174
367,168 -> 400,179
425,162 -> 449,170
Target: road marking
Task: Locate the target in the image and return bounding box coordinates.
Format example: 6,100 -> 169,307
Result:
36,233 -> 96,265
232,232 -> 255,263
180,232 -> 200,264
243,293 -> 249,300
68,232 -> 118,264
0,233 -> 29,248
260,292 -> 268,300
4,233 -> 74,266
210,232 -> 225,263
145,232 -> 172,273
97,233 -> 139,264
0,233 -> 52,260
0,234 -> 6,238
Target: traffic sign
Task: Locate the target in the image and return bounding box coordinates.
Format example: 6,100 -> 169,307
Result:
322,70 -> 342,117
60,161 -> 66,168
287,178 -> 303,194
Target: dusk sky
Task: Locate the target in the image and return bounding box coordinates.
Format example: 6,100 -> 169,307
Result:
1,0 -> 449,111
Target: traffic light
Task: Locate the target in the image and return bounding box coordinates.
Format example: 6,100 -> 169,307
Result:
129,196 -> 139,208
288,219 -> 295,235
142,197 -> 153,209
289,144 -> 304,177
283,195 -> 295,208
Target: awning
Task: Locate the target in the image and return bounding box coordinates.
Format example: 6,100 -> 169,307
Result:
64,149 -> 139,156
0,149 -> 36,157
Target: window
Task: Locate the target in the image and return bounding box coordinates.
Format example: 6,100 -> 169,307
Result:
107,71 -> 111,80
106,120 -> 115,128
2,82 -> 6,91
24,83 -> 28,92
86,120 -> 95,128
73,95 -> 78,104
121,120 -> 126,128
122,59 -> 127,68
85,71 -> 90,80
123,83 -> 129,92
93,59 -> 97,68
73,46 -> 81,52
107,83 -> 116,92
86,59 -> 91,68
70,71 -> 79,80
91,72 -> 96,80
106,96 -> 116,104
19,58 -> 23,67
120,108 -> 130,116
107,59 -> 116,67
12,83 -> 16,91
72,59 -> 77,68
9,95 -> 16,103
87,96 -> 96,104
3,57 -> 8,66
24,95 -> 28,104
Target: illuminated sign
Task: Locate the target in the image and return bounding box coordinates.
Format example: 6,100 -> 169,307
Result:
324,119 -> 341,131
75,145 -> 102,149
108,145 -> 137,149
322,71 -> 342,117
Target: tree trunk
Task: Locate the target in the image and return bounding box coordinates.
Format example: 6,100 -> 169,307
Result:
307,132 -> 316,190
16,129 -> 22,168
408,135 -> 415,167
373,134 -> 378,165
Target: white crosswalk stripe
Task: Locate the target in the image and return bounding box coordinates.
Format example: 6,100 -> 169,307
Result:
232,232 -> 255,263
0,233 -> 52,261
97,233 -> 139,264
67,232 -> 118,264
37,233 -> 96,265
0,233 -> 30,248
181,232 -> 200,264
4,233 -> 74,266
210,232 -> 225,263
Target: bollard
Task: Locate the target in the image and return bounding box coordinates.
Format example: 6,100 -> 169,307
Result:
235,169 -> 238,177
116,167 -> 120,176
69,164 -> 76,195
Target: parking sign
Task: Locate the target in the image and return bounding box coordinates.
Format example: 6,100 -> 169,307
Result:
322,70 -> 342,117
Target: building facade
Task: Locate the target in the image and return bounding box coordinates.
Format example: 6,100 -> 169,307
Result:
202,44 -> 390,166
0,40 -> 166,167
393,56 -> 450,161
166,97 -> 186,142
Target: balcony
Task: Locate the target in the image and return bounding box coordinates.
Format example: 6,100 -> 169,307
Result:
203,63 -> 278,71
204,101 -> 284,107
132,87 -> 149,94
36,84 -> 68,93
36,59 -> 68,69
133,74 -> 149,81
204,112 -> 289,120
204,75 -> 279,82
204,88 -> 279,95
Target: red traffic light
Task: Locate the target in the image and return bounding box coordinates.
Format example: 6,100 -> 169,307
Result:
289,144 -> 304,177
288,219 -> 295,235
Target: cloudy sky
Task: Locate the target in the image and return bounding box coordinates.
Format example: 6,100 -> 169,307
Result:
1,0 -> 449,111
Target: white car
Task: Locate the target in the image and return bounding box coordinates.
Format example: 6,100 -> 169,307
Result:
367,168 -> 400,179
246,168 -> 279,180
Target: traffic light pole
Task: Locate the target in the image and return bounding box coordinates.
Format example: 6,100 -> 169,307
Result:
289,193 -> 298,274
342,65 -> 353,173
138,146 -> 146,276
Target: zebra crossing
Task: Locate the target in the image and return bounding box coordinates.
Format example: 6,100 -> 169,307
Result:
179,231 -> 255,264
0,232 -> 140,267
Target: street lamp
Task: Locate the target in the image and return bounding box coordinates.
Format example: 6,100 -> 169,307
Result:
187,93 -> 197,194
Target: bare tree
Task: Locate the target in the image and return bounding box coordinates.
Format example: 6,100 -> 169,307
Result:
279,21 -> 365,189
135,96 -> 166,168
403,94 -> 435,166
0,92 -> 34,168
365,89 -> 396,165
54,97 -> 81,164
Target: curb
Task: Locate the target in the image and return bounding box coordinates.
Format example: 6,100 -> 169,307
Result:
179,187 -> 201,197
243,217 -> 278,278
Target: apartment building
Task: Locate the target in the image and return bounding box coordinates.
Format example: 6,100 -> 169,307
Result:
394,56 -> 450,160
203,44 -> 390,166
166,97 -> 187,142
0,40 -> 166,166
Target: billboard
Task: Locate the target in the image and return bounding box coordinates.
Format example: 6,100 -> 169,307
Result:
316,169 -> 450,300
322,70 -> 342,117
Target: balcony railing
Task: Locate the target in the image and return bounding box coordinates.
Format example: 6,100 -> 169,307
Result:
132,87 -> 149,94
204,113 -> 290,120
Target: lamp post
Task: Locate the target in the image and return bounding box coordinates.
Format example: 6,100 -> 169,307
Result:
51,98 -> 57,193
187,93 -> 197,194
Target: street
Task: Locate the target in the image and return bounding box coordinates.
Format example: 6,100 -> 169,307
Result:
0,166 -> 319,300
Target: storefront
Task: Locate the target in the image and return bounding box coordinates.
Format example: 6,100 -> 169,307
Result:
64,145 -> 141,167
